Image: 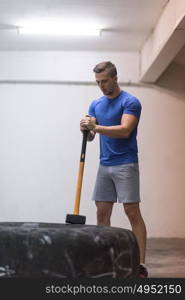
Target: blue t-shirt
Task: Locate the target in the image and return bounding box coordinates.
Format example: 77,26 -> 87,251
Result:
88,90 -> 142,166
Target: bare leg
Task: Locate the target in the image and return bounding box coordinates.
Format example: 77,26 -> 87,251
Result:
123,203 -> 147,264
95,201 -> 114,226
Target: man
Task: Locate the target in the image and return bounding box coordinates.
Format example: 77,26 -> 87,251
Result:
80,61 -> 148,278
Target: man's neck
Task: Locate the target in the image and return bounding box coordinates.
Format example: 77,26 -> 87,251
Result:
107,86 -> 121,99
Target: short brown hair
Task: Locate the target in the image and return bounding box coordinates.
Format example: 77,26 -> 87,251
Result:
93,61 -> 117,78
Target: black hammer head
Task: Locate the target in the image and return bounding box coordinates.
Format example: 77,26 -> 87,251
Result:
65,214 -> 86,224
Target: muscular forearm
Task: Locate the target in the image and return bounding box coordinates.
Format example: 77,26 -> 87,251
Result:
82,113 -> 137,139
94,125 -> 130,138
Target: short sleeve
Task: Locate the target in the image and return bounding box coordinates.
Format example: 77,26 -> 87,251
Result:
88,100 -> 96,118
123,97 -> 142,119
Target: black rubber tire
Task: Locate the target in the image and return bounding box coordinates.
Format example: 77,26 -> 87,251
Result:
0,222 -> 139,278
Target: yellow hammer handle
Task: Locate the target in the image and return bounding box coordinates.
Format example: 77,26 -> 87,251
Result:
73,162 -> 85,215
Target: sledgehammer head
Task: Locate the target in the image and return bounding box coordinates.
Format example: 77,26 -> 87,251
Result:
65,214 -> 86,224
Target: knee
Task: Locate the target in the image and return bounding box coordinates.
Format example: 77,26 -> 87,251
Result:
124,206 -> 141,224
97,209 -> 108,220
95,202 -> 113,226
96,209 -> 111,226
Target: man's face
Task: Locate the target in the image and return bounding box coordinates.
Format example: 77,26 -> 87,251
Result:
95,71 -> 117,97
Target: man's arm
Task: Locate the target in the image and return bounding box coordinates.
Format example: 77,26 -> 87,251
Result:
83,114 -> 139,138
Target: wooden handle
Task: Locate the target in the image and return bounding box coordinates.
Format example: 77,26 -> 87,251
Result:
73,130 -> 88,215
73,162 -> 85,215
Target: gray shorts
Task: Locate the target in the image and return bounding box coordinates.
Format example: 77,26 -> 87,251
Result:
92,163 -> 141,203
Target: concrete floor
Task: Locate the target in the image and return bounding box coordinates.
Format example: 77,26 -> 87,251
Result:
146,238 -> 185,278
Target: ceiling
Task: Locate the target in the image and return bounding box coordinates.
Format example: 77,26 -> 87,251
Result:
0,0 -> 169,51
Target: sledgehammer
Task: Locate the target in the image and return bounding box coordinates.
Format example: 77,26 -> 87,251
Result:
65,130 -> 88,224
